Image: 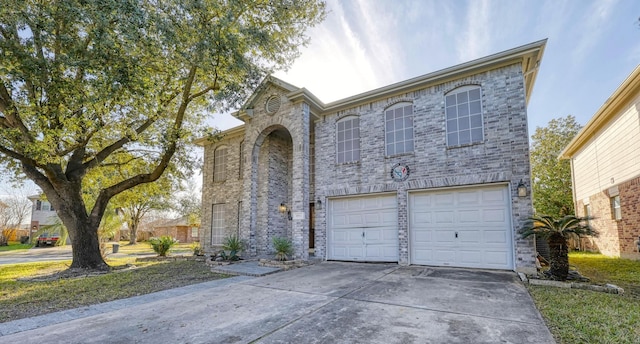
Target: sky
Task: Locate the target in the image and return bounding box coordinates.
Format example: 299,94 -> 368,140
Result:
209,0 -> 640,135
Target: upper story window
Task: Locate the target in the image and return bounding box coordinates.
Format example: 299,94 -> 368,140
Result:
213,146 -> 227,182
336,116 -> 360,163
445,85 -> 483,147
385,103 -> 414,156
35,200 -> 53,211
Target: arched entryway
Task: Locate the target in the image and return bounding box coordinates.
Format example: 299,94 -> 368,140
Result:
250,126 -> 294,256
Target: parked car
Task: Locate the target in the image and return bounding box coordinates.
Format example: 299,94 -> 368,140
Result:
35,232 -> 60,247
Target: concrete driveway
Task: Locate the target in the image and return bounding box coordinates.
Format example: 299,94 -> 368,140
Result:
0,262 -> 555,343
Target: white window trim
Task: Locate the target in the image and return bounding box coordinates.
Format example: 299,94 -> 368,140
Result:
445,85 -> 484,147
384,102 -> 414,156
211,203 -> 226,245
213,146 -> 228,182
336,116 -> 360,164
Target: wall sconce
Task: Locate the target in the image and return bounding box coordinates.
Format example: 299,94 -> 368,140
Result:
279,203 -> 292,220
316,199 -> 322,210
517,179 -> 528,197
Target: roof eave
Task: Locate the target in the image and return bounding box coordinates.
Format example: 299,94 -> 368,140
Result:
559,64 -> 640,159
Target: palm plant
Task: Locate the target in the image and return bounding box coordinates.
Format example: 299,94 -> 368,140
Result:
520,215 -> 597,280
272,236 -> 293,261
222,235 -> 244,261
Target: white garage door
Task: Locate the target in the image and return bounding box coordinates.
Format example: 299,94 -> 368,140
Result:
328,194 -> 398,262
410,184 -> 513,270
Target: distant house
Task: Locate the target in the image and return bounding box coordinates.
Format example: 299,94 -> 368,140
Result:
27,194 -> 60,232
560,65 -> 640,260
145,216 -> 200,244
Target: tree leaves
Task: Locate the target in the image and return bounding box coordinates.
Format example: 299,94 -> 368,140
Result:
530,115 -> 582,217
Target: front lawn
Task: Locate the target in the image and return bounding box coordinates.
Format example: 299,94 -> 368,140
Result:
529,253 -> 640,343
0,242 -> 33,252
0,259 -> 227,323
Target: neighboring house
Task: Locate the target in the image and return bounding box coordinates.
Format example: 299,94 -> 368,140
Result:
149,216 -> 200,244
560,65 -> 640,260
198,40 -> 547,273
27,194 -> 60,233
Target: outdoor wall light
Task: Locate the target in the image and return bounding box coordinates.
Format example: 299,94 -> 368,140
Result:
316,199 -> 322,210
279,203 -> 287,213
517,179 -> 528,197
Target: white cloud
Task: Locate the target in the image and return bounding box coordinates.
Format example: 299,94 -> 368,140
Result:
457,0 -> 492,62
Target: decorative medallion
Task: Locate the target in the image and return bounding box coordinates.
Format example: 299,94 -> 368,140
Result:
391,163 -> 410,182
265,95 -> 281,115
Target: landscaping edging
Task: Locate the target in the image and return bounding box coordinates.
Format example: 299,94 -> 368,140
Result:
136,256 -> 206,263
258,259 -> 309,270
518,272 -> 625,295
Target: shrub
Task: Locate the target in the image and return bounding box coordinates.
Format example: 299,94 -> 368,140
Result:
191,242 -> 204,256
149,236 -> 179,257
272,236 -> 293,261
221,235 -> 244,261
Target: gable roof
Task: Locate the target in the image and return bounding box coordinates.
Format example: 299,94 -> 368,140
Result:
560,64 -> 640,159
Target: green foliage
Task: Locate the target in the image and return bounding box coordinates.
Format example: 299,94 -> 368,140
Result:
272,236 -> 293,261
148,236 -> 178,257
191,241 -> 204,256
0,0 -> 326,269
521,215 -> 596,280
520,215 -> 597,240
221,235 -> 244,261
530,115 -> 582,217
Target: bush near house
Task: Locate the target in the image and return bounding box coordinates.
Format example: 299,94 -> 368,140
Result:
149,236 -> 179,257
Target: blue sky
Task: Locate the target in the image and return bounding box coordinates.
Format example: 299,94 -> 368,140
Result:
211,0 -> 640,134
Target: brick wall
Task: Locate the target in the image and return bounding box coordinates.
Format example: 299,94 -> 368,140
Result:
575,175 -> 640,259
314,63 -> 535,271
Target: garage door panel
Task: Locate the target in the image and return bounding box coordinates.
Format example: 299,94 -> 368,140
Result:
458,191 -> 480,205
410,185 -> 513,270
459,209 -> 480,222
435,211 -> 455,223
329,194 -> 398,262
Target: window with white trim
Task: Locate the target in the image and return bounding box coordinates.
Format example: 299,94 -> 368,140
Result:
611,195 -> 621,220
213,147 -> 227,182
211,204 -> 225,245
384,103 -> 414,155
336,116 -> 360,163
445,86 -> 483,146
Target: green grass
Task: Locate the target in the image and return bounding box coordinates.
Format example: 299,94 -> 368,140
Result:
0,259 -> 227,323
0,242 -> 33,252
529,253 -> 640,343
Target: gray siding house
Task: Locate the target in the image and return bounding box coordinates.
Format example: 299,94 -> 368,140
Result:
198,40 -> 546,273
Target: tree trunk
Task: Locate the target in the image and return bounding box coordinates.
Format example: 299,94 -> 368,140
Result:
128,217 -> 139,245
547,233 -> 569,280
36,180 -> 109,271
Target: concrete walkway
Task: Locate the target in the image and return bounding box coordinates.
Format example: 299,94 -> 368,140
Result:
0,262 -> 555,344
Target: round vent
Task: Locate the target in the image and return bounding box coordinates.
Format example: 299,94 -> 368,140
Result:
265,96 -> 281,114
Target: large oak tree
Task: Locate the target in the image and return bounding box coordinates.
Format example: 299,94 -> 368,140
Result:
0,0 -> 326,270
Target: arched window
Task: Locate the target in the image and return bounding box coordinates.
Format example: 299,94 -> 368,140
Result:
445,85 -> 483,146
336,116 -> 360,163
385,102 -> 414,156
213,146 -> 227,182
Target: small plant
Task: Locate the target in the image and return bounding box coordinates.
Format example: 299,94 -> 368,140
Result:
191,242 -> 204,256
272,236 -> 293,261
222,235 -> 244,261
149,236 -> 179,257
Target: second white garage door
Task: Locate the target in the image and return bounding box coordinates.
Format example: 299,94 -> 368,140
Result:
409,184 -> 513,270
328,194 -> 398,262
